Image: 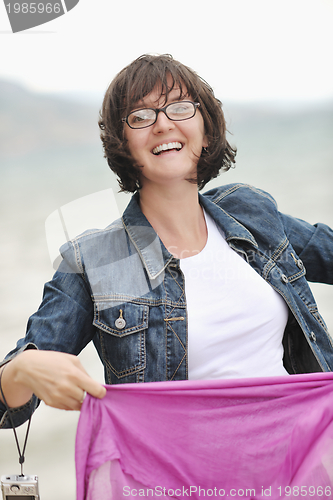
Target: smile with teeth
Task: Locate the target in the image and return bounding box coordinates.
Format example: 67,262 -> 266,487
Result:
152,142 -> 183,155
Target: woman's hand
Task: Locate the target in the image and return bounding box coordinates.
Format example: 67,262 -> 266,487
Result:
0,350 -> 106,411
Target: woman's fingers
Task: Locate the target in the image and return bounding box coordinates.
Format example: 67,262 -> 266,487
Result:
57,355 -> 107,401
9,350 -> 105,410
79,373 -> 106,400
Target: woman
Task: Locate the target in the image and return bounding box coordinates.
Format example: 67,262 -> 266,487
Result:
1,54 -> 333,427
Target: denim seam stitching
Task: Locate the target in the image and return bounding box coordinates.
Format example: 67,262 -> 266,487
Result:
169,353 -> 186,381
269,238 -> 289,261
92,296 -> 185,307
163,272 -> 168,382
100,331 -> 146,378
269,283 -> 329,371
71,239 -> 85,277
165,321 -> 186,352
213,184 -> 244,202
165,267 -> 186,379
288,269 -> 306,282
164,266 -> 187,380
213,184 -> 277,209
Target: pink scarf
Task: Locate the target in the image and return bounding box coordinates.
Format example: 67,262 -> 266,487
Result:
76,373 -> 333,499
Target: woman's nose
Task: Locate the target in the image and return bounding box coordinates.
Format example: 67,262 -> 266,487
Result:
152,110 -> 175,133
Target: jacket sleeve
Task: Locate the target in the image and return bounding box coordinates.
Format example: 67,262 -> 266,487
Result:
0,240 -> 96,428
279,212 -> 333,285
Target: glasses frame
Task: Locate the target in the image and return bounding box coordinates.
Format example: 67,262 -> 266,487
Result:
122,101 -> 200,129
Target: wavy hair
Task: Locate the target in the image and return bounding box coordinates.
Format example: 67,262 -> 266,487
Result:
99,54 -> 236,192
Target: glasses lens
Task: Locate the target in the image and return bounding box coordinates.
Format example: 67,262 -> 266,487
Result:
127,109 -> 156,128
166,102 -> 195,121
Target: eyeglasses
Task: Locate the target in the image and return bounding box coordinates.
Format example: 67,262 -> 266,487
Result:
122,101 -> 200,129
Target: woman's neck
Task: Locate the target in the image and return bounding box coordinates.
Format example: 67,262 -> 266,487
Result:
139,182 -> 207,259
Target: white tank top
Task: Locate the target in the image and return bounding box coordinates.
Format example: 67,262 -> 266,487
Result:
179,210 -> 289,379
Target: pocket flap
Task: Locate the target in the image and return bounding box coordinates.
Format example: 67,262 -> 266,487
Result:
93,301 -> 149,336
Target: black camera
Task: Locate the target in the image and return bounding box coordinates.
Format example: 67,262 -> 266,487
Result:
1,475 -> 39,499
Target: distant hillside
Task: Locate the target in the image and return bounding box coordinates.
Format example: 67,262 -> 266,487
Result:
0,80 -> 101,160
0,78 -> 332,169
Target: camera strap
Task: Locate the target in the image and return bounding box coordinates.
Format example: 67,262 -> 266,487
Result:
0,365 -> 32,476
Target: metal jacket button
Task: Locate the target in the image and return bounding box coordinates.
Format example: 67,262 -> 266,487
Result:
297,259 -> 303,269
310,331 -> 316,342
281,274 -> 289,284
115,309 -> 126,329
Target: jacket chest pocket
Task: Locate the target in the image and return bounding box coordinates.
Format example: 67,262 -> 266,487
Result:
93,301 -> 148,379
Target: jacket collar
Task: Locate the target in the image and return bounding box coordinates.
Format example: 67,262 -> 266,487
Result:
199,193 -> 258,248
122,193 -> 174,280
121,191 -> 258,280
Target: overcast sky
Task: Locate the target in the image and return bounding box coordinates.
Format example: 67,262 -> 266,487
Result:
0,0 -> 332,103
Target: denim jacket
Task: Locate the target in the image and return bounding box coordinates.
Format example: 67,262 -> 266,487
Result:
1,183 -> 333,428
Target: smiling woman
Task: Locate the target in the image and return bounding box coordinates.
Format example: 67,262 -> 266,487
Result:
99,54 -> 236,193
1,55 -> 333,495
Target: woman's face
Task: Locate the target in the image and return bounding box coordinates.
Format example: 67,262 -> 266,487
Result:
124,81 -> 208,190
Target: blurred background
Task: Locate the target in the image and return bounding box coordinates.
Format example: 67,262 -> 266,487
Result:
0,0 -> 333,498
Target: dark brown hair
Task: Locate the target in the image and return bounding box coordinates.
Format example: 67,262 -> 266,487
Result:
99,54 -> 236,192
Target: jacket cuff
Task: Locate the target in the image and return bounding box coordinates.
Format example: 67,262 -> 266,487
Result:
0,343 -> 38,369
0,395 -> 40,429
0,343 -> 40,428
